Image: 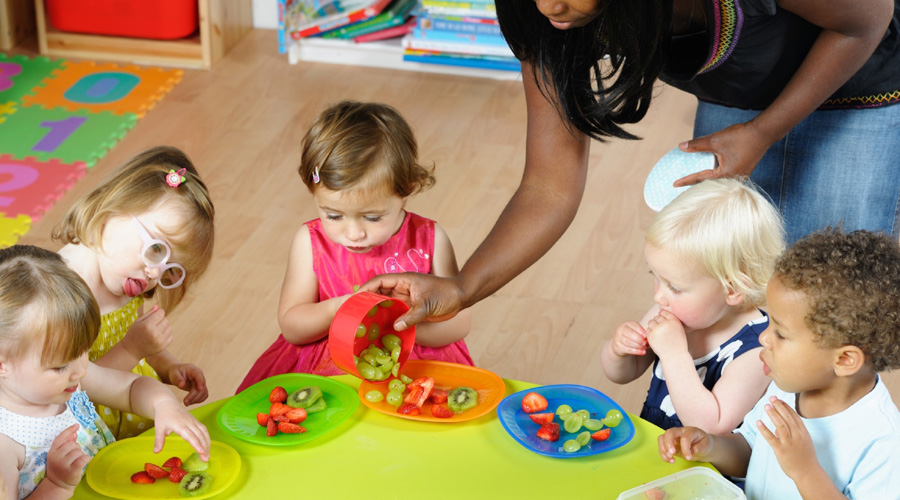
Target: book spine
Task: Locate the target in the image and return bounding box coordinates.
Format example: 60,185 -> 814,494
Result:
403,35 -> 513,57
323,0 -> 416,38
411,27 -> 506,47
418,16 -> 502,35
420,6 -> 497,18
421,0 -> 494,9
297,0 -> 394,37
354,18 -> 416,42
403,51 -> 519,71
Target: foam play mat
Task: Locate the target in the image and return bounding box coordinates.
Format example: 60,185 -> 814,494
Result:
0,54 -> 182,246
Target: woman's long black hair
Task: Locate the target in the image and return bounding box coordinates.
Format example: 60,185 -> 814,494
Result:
496,0 -> 671,141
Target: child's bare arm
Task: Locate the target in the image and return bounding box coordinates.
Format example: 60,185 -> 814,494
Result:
278,225 -> 350,345
658,426 -> 752,478
664,344 -> 770,434
413,224 -> 472,347
0,435 -> 20,500
600,306 -> 658,383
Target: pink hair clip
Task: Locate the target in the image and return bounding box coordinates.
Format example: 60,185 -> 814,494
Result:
166,168 -> 187,187
313,165 -> 320,184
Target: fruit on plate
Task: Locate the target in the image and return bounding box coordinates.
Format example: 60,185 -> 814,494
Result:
403,377 -> 435,408
591,428 -> 611,441
269,386 -> 287,403
536,422 -> 560,442
528,412 -> 555,425
286,386 -> 323,409
163,456 -> 183,469
304,397 -> 328,413
145,463 -> 169,479
285,407 -> 307,424
182,453 -> 208,472
447,386 -> 478,413
269,402 -> 291,417
277,421 -> 307,434
521,392 -> 548,413
430,404 -> 453,418
397,403 -> 421,415
131,471 -> 155,484
266,417 -> 277,437
179,471 -> 213,497
429,388 -> 449,404
602,409 -> 624,428
169,467 -> 188,483
563,439 -> 581,452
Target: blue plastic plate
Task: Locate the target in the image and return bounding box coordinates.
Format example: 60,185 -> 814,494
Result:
497,384 -> 635,458
644,147 -> 716,212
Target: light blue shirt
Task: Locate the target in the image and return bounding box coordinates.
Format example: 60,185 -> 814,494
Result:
736,378 -> 900,499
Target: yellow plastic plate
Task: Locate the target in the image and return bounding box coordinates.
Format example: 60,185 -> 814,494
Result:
359,359 -> 505,422
85,436 -> 240,499
217,373 -> 359,445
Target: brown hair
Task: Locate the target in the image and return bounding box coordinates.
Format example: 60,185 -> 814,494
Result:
52,146 -> 215,311
298,101 -> 435,197
774,228 -> 900,372
0,245 -> 99,365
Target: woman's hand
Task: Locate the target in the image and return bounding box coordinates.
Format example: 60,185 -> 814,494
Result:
673,121 -> 773,187
358,273 -> 465,330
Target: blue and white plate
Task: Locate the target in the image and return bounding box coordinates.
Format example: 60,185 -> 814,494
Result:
644,147 -> 716,212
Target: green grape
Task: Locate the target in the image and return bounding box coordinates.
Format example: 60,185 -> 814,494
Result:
356,362 -> 376,380
375,368 -> 391,381
559,412 -> 574,422
367,324 -> 381,342
400,374 -> 413,384
362,352 -> 376,365
375,354 -> 392,366
555,404 -> 573,417
575,431 -> 591,447
379,300 -> 394,308
602,409 -> 623,428
367,306 -> 379,317
379,360 -> 394,374
365,390 -> 384,403
391,346 -> 401,362
575,409 -> 590,420
564,413 -> 584,433
381,334 -> 401,351
388,379 -> 406,392
391,364 -> 400,377
367,346 -> 385,357
562,440 -> 581,453
386,390 -> 404,407
355,324 -> 367,338
583,419 -> 604,431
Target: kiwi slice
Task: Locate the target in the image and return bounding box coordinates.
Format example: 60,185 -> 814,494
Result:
304,396 -> 327,413
181,452 -> 208,472
447,386 -> 478,413
286,386 -> 323,409
179,471 -> 213,497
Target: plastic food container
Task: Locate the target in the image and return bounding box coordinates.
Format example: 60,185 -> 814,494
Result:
328,292 -> 416,382
45,0 -> 199,40
616,467 -> 746,500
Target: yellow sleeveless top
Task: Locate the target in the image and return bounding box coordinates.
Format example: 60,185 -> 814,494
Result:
88,297 -> 159,439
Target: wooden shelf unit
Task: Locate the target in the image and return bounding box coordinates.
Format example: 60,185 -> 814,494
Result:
33,0 -> 253,69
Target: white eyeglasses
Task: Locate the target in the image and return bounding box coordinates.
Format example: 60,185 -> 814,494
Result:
131,216 -> 186,289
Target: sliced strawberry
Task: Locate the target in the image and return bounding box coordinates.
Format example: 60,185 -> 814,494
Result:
431,404 -> 453,418
168,467 -> 187,483
269,386 -> 288,403
528,412 -> 555,425
429,388 -> 449,404
403,377 -> 435,408
269,402 -> 290,417
536,422 -> 560,442
266,416 -> 278,437
277,421 -> 306,434
591,428 -> 611,441
144,463 -> 169,479
397,403 -> 421,415
521,392 -> 549,413
272,414 -> 290,422
644,487 -> 667,500
256,413 -> 269,426
162,456 -> 182,469
131,471 -> 156,484
285,407 -> 307,424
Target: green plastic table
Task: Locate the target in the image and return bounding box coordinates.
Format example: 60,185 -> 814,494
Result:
75,375 -> 714,499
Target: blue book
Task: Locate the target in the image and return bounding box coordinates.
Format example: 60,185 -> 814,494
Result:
417,15 -> 502,35
403,49 -> 519,71
410,27 -> 506,47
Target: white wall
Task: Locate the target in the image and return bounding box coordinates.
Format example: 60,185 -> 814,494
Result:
252,0 -> 279,29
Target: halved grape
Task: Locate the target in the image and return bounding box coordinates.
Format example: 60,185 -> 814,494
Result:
583,418 -> 604,431
562,440 -> 581,453
563,413 -> 584,433
575,431 -> 591,446
556,404 -> 573,417
367,324 -> 381,342
375,354 -> 392,366
381,334 -> 401,351
391,364 -> 400,377
379,300 -> 394,308
386,390 -> 403,407
400,374 -> 413,384
367,306 -> 379,317
391,346 -> 401,362
355,324 -> 367,338
602,409 -> 623,428
388,379 -> 406,392
574,409 -> 590,420
356,362 -> 376,380
365,390 -> 384,402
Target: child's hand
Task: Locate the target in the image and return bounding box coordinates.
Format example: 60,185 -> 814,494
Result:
152,400 -> 211,461
167,363 -> 209,406
645,310 -> 688,358
658,426 -> 713,463
123,305 -> 173,359
45,424 -> 90,492
757,396 -> 818,480
611,321 -> 648,357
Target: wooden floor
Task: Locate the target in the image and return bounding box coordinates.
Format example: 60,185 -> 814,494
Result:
9,29 -> 899,413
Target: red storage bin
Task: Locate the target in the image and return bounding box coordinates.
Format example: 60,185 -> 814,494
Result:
45,0 -> 199,40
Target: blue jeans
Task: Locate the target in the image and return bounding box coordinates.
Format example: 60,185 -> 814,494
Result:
693,101 -> 900,244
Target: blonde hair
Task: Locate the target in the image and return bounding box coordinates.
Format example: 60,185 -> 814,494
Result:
645,178 -> 785,307
298,101 -> 435,198
0,245 -> 99,366
52,146 -> 215,311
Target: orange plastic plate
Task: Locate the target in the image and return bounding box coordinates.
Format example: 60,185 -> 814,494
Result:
359,359 -> 505,423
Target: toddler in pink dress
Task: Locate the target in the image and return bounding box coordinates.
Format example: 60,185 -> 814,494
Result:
238,101 -> 472,392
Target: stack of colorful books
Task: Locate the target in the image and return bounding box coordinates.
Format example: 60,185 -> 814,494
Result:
278,0 -> 418,49
401,0 -> 518,71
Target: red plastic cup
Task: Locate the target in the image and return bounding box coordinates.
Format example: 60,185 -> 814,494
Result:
329,292 -> 416,382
